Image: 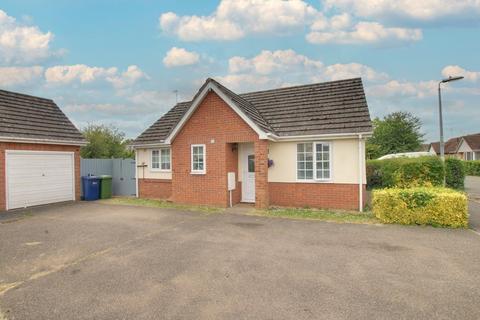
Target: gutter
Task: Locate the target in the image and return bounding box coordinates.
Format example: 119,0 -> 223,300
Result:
358,133 -> 364,212
267,131 -> 373,142
0,136 -> 87,146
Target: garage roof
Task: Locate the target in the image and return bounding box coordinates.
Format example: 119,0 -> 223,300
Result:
0,89 -> 86,145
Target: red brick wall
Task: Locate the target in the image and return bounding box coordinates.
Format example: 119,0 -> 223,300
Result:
254,140 -> 269,208
0,142 -> 81,211
138,179 -> 172,199
171,91 -> 259,207
269,182 -> 367,211
226,143 -> 241,205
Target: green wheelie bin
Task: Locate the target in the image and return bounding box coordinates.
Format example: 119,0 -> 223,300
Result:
99,175 -> 113,199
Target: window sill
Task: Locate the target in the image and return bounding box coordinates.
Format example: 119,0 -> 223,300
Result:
191,171 -> 206,175
295,179 -> 333,183
150,169 -> 171,173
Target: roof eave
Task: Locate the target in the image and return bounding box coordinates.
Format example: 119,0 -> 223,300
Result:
0,136 -> 87,146
267,131 -> 373,142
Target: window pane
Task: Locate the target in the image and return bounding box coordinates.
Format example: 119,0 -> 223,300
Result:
297,143 -> 314,180
298,170 -> 305,179
152,150 -> 159,169
306,170 -> 313,179
248,155 -> 255,172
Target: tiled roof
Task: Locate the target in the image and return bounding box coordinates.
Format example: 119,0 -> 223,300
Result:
463,133 -> 480,151
131,102 -> 191,146
0,89 -> 85,144
430,137 -> 463,154
132,78 -> 372,146
240,77 -> 372,136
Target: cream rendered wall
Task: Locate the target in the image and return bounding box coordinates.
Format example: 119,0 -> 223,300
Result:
136,148 -> 172,180
267,139 -> 366,184
457,140 -> 472,153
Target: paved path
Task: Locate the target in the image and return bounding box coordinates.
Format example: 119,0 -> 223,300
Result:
1,202 -> 480,320
466,176 -> 480,232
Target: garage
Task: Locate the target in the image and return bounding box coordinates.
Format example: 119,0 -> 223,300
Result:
0,89 -> 86,212
6,151 -> 75,210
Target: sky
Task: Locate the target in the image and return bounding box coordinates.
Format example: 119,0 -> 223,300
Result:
1,0 -> 479,142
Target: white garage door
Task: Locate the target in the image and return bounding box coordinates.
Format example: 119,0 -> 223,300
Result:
6,151 -> 75,210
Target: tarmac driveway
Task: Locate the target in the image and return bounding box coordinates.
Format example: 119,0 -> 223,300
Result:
1,202 -> 480,320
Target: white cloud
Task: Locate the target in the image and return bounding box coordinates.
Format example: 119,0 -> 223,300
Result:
442,65 -> 479,82
45,64 -> 117,84
321,63 -> 388,82
0,10 -> 59,64
107,65 -> 149,89
323,0 -> 480,23
367,80 -> 437,98
0,66 -> 43,87
220,49 -> 386,92
307,21 -> 422,45
159,0 -> 320,41
228,49 -> 323,75
216,74 -> 282,93
163,47 -> 200,67
44,64 -> 147,88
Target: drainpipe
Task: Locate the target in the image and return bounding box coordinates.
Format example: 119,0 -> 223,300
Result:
135,149 -> 139,198
358,134 -> 363,212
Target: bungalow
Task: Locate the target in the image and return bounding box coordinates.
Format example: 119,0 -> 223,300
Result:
429,133 -> 480,160
0,89 -> 85,211
457,133 -> 480,160
131,78 -> 372,211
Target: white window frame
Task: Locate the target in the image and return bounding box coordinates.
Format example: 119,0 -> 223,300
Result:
150,148 -> 171,172
296,141 -> 332,182
464,151 -> 475,161
191,144 -> 206,174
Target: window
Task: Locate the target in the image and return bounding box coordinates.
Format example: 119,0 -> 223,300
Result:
315,143 -> 330,180
151,150 -> 160,169
465,152 -> 474,161
297,142 -> 331,181
151,148 -> 171,171
191,144 -> 206,174
248,155 -> 255,173
297,143 -> 313,180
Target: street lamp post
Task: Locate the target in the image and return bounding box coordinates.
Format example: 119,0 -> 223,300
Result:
438,75 -> 463,185
438,76 -> 464,161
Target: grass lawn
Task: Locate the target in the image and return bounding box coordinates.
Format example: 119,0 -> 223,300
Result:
253,207 -> 381,224
99,197 -> 224,214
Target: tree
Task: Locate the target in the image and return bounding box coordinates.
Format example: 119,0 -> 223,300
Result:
366,111 -> 424,159
80,124 -> 134,159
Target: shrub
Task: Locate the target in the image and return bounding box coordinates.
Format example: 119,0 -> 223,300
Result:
372,187 -> 468,228
445,158 -> 465,189
366,156 -> 444,189
464,160 -> 480,176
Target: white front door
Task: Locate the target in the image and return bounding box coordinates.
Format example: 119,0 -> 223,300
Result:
6,150 -> 75,210
241,145 -> 255,203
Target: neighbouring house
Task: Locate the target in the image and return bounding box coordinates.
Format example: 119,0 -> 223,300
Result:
0,89 -> 86,211
457,134 -> 480,160
429,133 -> 480,160
131,78 -> 372,211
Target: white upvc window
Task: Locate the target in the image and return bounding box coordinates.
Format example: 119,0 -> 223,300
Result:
151,148 -> 171,171
465,152 -> 475,161
297,142 -> 332,181
191,144 -> 206,174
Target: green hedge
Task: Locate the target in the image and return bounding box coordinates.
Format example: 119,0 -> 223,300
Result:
367,156 -> 444,189
464,160 -> 480,176
372,187 -> 468,228
445,158 -> 465,189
